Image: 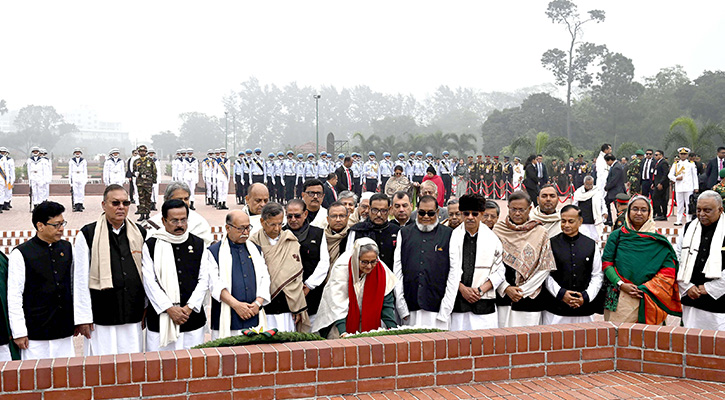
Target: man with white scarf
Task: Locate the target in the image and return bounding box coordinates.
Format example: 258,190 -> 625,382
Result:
302,179 -> 328,229
449,194 -> 505,330
394,195 -> 460,329
677,191 -> 725,330
141,199 -> 214,351
572,176 -> 607,243
145,182 -> 213,247
73,185 -> 147,355
529,184 -> 562,238
208,210 -> 270,339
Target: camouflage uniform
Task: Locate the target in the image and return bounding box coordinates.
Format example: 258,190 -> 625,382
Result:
713,181 -> 725,209
627,157 -> 642,194
133,146 -> 157,220
613,210 -> 627,231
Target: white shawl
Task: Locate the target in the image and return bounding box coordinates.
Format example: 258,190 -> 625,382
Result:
449,223 -> 504,299
572,186 -> 605,238
150,229 -> 189,347
679,214 -> 725,284
216,234 -> 270,339
530,206 -> 562,239
310,207 -> 328,229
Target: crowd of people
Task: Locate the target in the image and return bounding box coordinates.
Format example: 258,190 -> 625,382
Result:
1,141 -> 725,362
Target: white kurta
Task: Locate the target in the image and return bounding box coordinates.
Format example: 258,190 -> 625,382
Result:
496,269 -> 551,328
450,312 -> 498,330
146,210 -> 214,247
681,306 -> 725,330
0,344 -> 11,361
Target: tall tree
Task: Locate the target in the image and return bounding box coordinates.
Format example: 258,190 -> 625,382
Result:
541,0 -> 606,142
664,117 -> 725,157
676,70 -> 725,124
151,130 -> 181,160
509,131 -> 573,161
178,112 -> 223,153
10,105 -> 76,155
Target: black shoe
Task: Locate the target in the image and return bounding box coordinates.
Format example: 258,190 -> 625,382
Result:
81,204 -> 85,210
72,204 -> 79,212
7,202 -> 12,209
137,214 -> 146,222
190,202 -> 195,210
3,202 -> 9,210
221,202 -> 228,210
135,209 -> 141,214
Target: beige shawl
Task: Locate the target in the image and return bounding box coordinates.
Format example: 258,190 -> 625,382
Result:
249,229 -> 311,332
325,225 -> 349,265
89,213 -> 144,290
530,206 -> 562,238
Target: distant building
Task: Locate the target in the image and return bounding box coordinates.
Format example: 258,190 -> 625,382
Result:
57,106 -> 131,156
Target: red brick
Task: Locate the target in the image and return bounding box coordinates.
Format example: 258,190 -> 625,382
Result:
94,384 -> 140,399
0,394 -> 41,400
686,367 -> 725,383
512,352 -> 545,365
143,381 -> 187,396
68,357 -> 84,387
18,359 -> 37,390
218,347 -> 236,376
33,358 -> 51,390
434,336 -> 447,359
399,361 -> 434,375
562,329 -> 574,349
474,368 -> 509,382
437,358 -> 472,372
232,388 -> 275,400
388,336 -> 407,363
643,326 -> 658,348
700,330 -> 716,354
318,367 -> 356,382
528,331 -> 541,351
359,364 -> 395,379
189,393 -> 231,400
552,330 -> 563,350
298,341 -> 319,368
276,384 -> 316,399
376,336 -> 397,363
312,341 -> 333,368
327,341 -> 345,367
45,388 -> 92,400
130,352 -> 146,382
546,362 -> 580,376
630,324 -> 645,348
368,339 -> 384,364
147,352 -> 161,382
276,370 -> 316,385
115,354 -> 131,384
189,377 -> 232,393
481,333 -> 494,355
505,333 -> 517,353
687,354 -> 725,370
436,371 -> 473,386
616,347 -> 642,360
283,343 -> 305,370
540,330 -> 553,351
52,358 -> 68,388
547,349 -> 579,363
643,362 -> 684,378
582,347 -> 614,360
420,336 -> 435,360
318,381 -> 356,396
474,354 -> 509,368
617,359 -> 642,372
397,374 -> 434,389
232,374 -> 274,389
582,360 -> 614,374
175,350 -> 191,379
643,349 -> 682,364
718,331 -> 725,356
407,336 -> 422,361
656,326 -> 675,350
511,365 -> 545,379
516,332 -> 529,352
203,348 -> 222,376
358,378 -> 396,393
575,328 -> 587,347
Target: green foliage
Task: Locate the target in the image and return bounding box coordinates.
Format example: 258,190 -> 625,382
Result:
178,112 -> 224,155
151,130 -> 181,160
195,331 -> 324,349
509,131 -> 573,161
665,117 -> 725,156
617,142 -> 640,158
343,328 -> 444,339
5,105 -> 77,155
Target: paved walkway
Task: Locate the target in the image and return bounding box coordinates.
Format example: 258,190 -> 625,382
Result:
319,372 -> 725,399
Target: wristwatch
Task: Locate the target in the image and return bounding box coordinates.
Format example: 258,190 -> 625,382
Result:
617,280 -> 624,287
253,300 -> 263,309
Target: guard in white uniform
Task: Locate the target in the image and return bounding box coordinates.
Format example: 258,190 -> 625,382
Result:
0,147 -> 15,210
103,148 -> 125,186
380,152 -> 394,191
68,147 -> 88,212
668,147 -> 699,225
362,152 -> 380,192
215,148 -> 231,209
26,147 -> 45,208
39,149 -> 52,203
183,149 -> 199,210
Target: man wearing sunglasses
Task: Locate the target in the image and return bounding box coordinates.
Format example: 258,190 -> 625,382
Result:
393,195 -> 459,330
207,210 -> 270,339
8,201 -> 75,360
301,179 -> 328,229
284,200 -> 330,323
450,194 -> 505,331
72,184 -> 148,355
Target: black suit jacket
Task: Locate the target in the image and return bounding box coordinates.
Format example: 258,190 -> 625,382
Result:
322,182 -> 337,209
523,163 -> 539,192
641,158 -> 655,181
705,157 -> 724,189
537,163 -> 548,186
335,166 -> 352,193
604,162 -> 626,201
653,159 -> 670,188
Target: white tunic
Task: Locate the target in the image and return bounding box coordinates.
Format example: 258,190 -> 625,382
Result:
668,159 -> 699,193
103,157 -> 125,185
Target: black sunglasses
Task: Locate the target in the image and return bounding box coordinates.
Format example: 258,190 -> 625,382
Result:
287,213 -> 304,219
462,211 -> 480,217
110,200 -> 132,207
418,210 -> 437,217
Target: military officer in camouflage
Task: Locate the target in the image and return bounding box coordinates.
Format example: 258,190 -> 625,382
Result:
712,168 -> 725,209
133,144 -> 157,221
627,150 -> 644,194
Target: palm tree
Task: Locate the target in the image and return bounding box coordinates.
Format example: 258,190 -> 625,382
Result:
665,117 -> 725,156
352,132 -> 380,154
427,131 -> 452,156
405,133 -> 429,154
448,133 -> 477,158
509,132 -> 573,161
377,135 -> 406,156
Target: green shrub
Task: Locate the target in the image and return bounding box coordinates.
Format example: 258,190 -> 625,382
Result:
343,328 -> 444,339
194,331 -> 324,348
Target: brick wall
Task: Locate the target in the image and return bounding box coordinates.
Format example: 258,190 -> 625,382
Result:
0,322 -> 723,399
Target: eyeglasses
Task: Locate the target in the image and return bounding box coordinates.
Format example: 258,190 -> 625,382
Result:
110,200 -> 132,207
418,210 -> 437,217
304,191 -> 323,198
228,223 -> 251,232
359,259 -> 378,266
328,214 -> 347,220
370,208 -> 387,215
509,207 -> 528,215
263,221 -> 284,229
45,221 -> 67,229
645,153 -> 652,155
167,218 -> 188,225
482,214 -> 498,220
629,207 -> 649,214
462,211 -> 480,217
287,213 -> 304,219
394,172 -> 402,176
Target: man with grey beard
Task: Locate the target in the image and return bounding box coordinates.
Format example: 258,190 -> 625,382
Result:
394,195 -> 461,330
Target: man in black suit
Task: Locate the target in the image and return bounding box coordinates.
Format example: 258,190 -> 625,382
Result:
322,173 -> 338,209
536,154 -> 548,188
335,156 -> 354,193
704,147 -> 725,189
652,149 -> 670,221
604,154 -> 625,225
640,149 -> 656,198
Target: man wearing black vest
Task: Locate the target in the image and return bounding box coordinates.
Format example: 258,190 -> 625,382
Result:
73,184 -> 147,355
8,201 -> 75,360
284,200 -> 330,323
141,199 -> 212,351
346,193 -> 400,270
394,195 -> 460,329
543,205 -> 603,325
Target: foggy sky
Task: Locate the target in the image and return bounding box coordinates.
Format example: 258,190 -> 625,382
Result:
2,0 -> 723,142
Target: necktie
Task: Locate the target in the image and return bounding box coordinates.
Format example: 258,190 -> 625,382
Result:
346,168 -> 352,190
719,158 -> 723,172
331,184 -> 337,200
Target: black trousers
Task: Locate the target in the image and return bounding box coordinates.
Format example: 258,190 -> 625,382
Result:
381,176 -> 390,193
365,179 -> 378,192
353,179 -> 362,197
296,178 -> 305,198
527,187 -> 539,207
441,174 -> 452,201
266,176 -> 275,200
641,179 -> 653,198
251,175 -> 264,184
274,176 -> 284,202
653,185 -> 668,217
235,175 -> 244,198
284,176 -> 296,201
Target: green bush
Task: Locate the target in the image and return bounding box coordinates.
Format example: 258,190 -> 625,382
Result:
343,328 -> 444,339
194,331 -> 324,348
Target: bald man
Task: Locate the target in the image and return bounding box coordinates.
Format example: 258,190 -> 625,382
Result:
243,183 -> 270,234
207,210 -> 270,339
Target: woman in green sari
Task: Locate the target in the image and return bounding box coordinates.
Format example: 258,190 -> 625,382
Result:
602,195 -> 682,324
